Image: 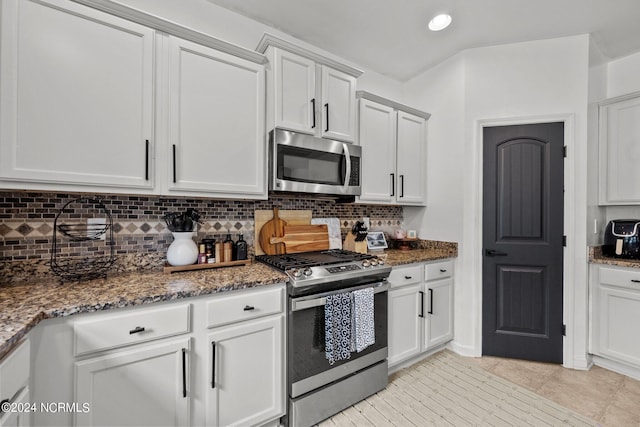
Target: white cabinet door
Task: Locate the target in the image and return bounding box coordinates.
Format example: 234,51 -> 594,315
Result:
272,48 -> 316,134
388,283 -> 422,366
320,66 -> 357,143
207,315 -> 284,427
599,93 -> 640,204
167,36 -> 266,198
0,387 -> 30,427
425,278 -> 454,350
357,99 -> 397,203
75,338 -> 190,427
0,0 -> 154,190
598,285 -> 640,366
396,111 -> 427,205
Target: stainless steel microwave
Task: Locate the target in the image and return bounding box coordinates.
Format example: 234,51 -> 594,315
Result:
269,128 -> 361,196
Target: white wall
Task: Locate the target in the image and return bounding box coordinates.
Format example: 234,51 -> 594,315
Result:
115,0 -> 403,98
607,52 -> 640,98
402,35 -> 591,366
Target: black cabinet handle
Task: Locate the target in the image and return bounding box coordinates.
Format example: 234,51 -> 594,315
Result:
405,275 -> 412,280
485,249 -> 508,257
400,175 -> 405,197
243,305 -> 255,311
440,269 -> 447,273
390,173 -> 395,197
129,326 -> 145,335
145,140 -> 150,181
419,291 -> 424,318
632,279 -> 640,283
324,103 -> 329,132
428,288 -> 434,315
172,144 -> 177,183
211,341 -> 216,389
311,99 -> 316,128
182,348 -> 187,398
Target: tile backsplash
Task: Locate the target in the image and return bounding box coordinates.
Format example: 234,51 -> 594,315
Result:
0,191 -> 403,281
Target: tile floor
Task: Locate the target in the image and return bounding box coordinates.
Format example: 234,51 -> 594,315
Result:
467,355 -> 640,426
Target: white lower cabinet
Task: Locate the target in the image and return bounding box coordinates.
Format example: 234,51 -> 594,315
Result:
75,338 -> 191,427
0,340 -> 30,427
206,316 -> 284,426
590,265 -> 640,368
28,284 -> 286,427
388,261 -> 454,369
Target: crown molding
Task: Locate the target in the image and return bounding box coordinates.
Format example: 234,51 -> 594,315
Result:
357,91 -> 431,120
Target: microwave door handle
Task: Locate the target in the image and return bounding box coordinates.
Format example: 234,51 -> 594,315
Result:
342,142 -> 351,193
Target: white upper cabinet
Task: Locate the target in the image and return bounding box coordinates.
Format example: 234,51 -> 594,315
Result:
166,36 -> 266,198
599,91 -> 640,205
358,99 -> 397,203
259,34 -> 362,143
397,111 -> 428,205
357,92 -> 429,205
320,66 -> 357,142
272,48 -> 316,133
0,0 -> 154,190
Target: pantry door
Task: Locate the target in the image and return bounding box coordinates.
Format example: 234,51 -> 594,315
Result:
482,122 -> 564,363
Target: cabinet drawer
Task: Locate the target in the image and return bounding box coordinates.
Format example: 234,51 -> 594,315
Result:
599,266 -> 640,290
207,286 -> 284,328
425,260 -> 453,281
388,264 -> 423,288
74,304 -> 191,356
0,340 -> 29,404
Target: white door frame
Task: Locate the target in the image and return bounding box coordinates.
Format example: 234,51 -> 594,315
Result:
472,113 -> 577,368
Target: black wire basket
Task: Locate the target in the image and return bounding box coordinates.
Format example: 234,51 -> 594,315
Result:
51,197 -> 116,281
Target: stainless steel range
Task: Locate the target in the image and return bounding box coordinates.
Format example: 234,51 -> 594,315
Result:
256,249 -> 391,427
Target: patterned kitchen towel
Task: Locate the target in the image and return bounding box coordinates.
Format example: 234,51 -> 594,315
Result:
353,287 -> 375,352
325,292 -> 352,365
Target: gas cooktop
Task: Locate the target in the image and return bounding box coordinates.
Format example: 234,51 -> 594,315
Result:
255,249 -> 391,293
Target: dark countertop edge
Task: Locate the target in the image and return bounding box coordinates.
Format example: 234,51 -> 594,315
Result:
589,246 -> 640,269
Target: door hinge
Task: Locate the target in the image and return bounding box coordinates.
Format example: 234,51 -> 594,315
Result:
562,324 -> 566,336
562,235 -> 567,247
563,146 -> 567,158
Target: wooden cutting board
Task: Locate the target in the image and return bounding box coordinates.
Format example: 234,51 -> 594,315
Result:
254,210 -> 312,255
269,224 -> 330,253
258,208 -> 286,255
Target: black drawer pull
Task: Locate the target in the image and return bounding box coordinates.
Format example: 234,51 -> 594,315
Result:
632,279 -> 640,283
182,348 -> 187,398
129,326 -> 145,334
243,305 -> 255,311
440,269 -> 447,273
211,341 -> 216,389
405,276 -> 412,280
428,288 -> 434,315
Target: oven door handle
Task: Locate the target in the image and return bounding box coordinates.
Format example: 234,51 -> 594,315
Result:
291,283 -> 389,312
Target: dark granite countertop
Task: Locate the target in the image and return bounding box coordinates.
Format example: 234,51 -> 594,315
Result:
0,240 -> 457,361
589,246 -> 640,269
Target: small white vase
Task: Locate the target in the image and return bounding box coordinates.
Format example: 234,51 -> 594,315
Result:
167,231 -> 198,266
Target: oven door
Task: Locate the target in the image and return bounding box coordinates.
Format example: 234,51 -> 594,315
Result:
288,281 -> 388,398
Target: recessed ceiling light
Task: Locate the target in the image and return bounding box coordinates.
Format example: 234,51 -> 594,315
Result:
428,13 -> 452,31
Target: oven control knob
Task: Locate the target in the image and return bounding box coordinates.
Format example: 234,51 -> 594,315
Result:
377,258 -> 385,265
303,267 -> 313,277
291,269 -> 302,278
370,259 -> 378,266
362,260 -> 371,268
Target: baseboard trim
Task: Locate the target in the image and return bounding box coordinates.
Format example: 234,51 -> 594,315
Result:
592,355 -> 640,381
449,341 -> 480,358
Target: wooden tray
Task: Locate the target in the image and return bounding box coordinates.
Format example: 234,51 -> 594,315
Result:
163,259 -> 252,274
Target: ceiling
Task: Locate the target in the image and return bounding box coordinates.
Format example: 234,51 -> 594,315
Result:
207,0 -> 640,81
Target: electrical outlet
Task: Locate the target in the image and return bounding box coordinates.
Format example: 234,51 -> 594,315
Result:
363,217 -> 370,230
87,218 -> 107,240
